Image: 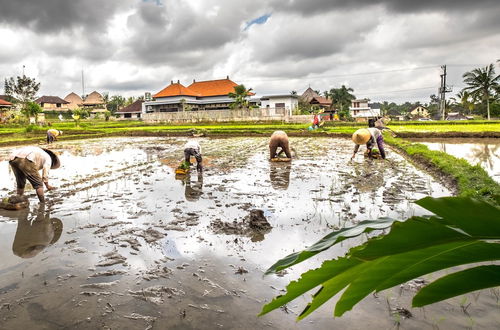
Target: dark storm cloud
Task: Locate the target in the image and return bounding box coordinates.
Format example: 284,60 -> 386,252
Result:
271,0 -> 500,15
124,1 -> 263,66
0,0 -> 129,33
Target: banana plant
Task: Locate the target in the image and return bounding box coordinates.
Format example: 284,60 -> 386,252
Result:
260,197 -> 500,320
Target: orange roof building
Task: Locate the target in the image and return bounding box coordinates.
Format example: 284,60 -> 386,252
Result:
145,77 -> 255,113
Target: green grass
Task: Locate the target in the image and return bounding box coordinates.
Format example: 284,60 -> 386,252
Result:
385,134 -> 500,204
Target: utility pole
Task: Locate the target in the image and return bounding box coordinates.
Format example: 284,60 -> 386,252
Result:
81,70 -> 85,99
439,65 -> 452,120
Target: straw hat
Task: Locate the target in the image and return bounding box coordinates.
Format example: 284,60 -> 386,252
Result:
352,128 -> 371,145
41,148 -> 61,169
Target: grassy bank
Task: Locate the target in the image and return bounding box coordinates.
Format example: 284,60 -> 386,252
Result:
1,120 -> 499,146
384,134 -> 500,204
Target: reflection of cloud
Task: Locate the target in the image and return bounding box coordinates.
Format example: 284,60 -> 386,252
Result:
12,204 -> 63,259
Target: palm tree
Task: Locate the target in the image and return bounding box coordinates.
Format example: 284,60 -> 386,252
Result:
456,90 -> 475,115
462,63 -> 500,120
330,85 -> 355,111
228,84 -> 253,110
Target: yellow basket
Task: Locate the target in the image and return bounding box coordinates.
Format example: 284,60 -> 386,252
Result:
175,168 -> 189,175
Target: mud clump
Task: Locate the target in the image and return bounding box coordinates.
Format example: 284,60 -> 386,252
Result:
0,195 -> 29,210
210,209 -> 272,241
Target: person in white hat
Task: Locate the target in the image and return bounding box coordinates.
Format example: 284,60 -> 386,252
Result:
351,128 -> 386,160
8,146 -> 61,203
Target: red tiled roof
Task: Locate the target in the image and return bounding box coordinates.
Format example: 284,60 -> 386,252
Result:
0,99 -> 12,106
310,96 -> 332,106
116,100 -> 143,113
154,82 -> 200,98
188,78 -> 239,97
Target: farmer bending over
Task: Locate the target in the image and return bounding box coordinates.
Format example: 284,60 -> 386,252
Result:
269,131 -> 292,159
184,140 -> 203,172
47,129 -> 63,144
351,128 -> 386,160
9,146 -> 61,203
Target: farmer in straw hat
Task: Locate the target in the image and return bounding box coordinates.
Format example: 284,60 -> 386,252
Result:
46,129 -> 63,144
8,146 -> 61,203
351,127 -> 386,160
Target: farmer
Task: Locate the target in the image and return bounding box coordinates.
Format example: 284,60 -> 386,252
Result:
47,129 -> 63,144
269,130 -> 292,159
8,146 -> 60,203
184,139 -> 203,172
312,113 -> 321,129
351,128 -> 386,160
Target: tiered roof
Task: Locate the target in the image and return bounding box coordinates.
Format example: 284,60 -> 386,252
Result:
154,78 -> 244,98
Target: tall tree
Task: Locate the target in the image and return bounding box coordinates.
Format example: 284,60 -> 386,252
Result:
4,75 -> 40,105
462,63 -> 500,120
228,84 -> 253,110
329,85 -> 355,111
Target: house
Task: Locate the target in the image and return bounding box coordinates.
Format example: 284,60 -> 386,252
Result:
410,105 -> 430,119
116,100 -> 143,120
143,77 -> 253,113
34,96 -> 70,112
64,92 -> 84,110
260,94 -> 298,116
349,99 -> 380,121
446,112 -> 468,121
82,91 -> 107,114
300,87 -> 332,110
0,98 -> 13,109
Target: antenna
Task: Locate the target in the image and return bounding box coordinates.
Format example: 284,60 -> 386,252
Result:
81,70 -> 85,99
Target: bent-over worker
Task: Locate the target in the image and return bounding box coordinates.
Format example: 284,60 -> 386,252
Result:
9,146 -> 61,203
269,131 -> 292,159
351,128 -> 386,160
184,140 -> 203,172
47,129 -> 63,144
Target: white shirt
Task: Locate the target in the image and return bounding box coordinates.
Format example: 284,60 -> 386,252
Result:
10,146 -> 52,182
184,141 -> 201,154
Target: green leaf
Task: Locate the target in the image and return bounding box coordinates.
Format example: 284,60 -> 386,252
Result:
259,257 -> 362,316
264,218 -> 397,274
416,197 -> 500,236
413,265 -> 500,307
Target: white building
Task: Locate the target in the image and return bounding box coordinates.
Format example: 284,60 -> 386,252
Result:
349,99 -> 380,121
259,94 -> 299,116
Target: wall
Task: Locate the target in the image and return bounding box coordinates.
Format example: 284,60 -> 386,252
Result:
143,108 -> 310,123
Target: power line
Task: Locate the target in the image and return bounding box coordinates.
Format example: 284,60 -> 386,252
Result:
356,86 -> 436,96
243,65 -> 439,82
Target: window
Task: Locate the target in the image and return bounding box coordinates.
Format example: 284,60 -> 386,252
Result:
275,103 -> 285,109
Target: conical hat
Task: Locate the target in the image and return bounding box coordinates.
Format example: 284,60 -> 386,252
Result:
41,148 -> 60,169
352,128 -> 371,145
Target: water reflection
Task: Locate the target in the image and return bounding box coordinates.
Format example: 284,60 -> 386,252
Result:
269,162 -> 292,190
176,172 -> 203,201
12,204 -> 63,258
412,138 -> 500,182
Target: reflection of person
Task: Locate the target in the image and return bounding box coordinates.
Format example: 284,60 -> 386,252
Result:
12,204 -> 63,258
184,140 -> 203,172
47,129 -> 63,144
9,146 -> 61,203
270,162 -> 292,190
269,131 -> 292,159
351,128 -> 386,160
184,172 -> 203,201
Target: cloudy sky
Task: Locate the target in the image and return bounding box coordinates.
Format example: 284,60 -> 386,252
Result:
1,0 -> 499,103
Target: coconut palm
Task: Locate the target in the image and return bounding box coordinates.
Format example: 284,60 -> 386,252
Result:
329,85 -> 355,111
462,63 -> 500,120
228,84 -> 253,110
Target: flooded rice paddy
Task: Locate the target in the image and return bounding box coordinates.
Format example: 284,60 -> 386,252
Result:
411,138 -> 500,183
0,137 -> 498,329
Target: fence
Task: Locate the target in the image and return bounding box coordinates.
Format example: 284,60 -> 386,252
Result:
143,108 -> 311,123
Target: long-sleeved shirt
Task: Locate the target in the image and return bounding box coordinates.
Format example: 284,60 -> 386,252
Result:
9,146 -> 52,182
184,140 -> 201,154
47,129 -> 60,137
353,128 -> 386,159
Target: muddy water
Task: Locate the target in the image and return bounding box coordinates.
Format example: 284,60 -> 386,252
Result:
410,138 -> 500,183
0,137 -> 497,329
